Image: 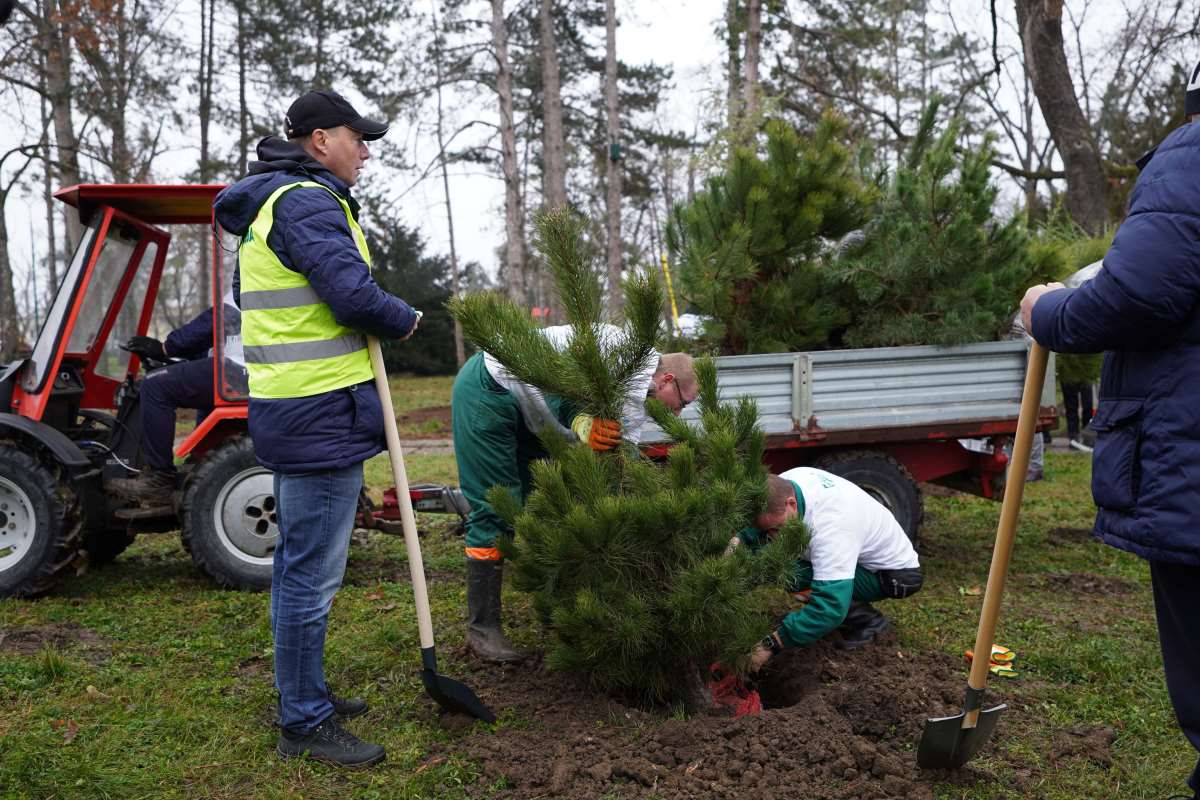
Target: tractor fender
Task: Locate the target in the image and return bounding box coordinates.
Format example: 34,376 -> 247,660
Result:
0,412 -> 91,468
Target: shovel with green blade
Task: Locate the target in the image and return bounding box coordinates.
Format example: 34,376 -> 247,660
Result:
917,341 -> 1049,769
368,336 -> 496,724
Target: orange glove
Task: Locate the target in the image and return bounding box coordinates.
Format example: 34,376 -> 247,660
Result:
571,415 -> 622,451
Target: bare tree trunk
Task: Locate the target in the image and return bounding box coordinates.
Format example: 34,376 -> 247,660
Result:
41,0 -> 82,246
197,0 -> 215,308
236,0 -> 249,173
431,9 -> 465,368
742,0 -> 761,120
540,0 -> 567,213
539,0 -> 566,320
725,0 -> 742,129
0,150 -> 37,359
1015,0 -> 1108,233
314,0 -> 327,87
0,203 -> 19,360
603,0 -> 622,314
491,0 -> 525,303
38,47 -> 58,292
109,0 -> 133,183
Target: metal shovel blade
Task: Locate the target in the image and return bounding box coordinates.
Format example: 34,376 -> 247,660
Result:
420,648 -> 496,723
917,703 -> 1006,769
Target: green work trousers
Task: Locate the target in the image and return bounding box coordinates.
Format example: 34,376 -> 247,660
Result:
789,561 -> 888,603
452,353 -> 553,558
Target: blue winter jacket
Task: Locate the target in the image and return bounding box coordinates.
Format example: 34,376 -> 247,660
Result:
164,307 -> 214,360
212,137 -> 418,473
1031,122 -> 1200,567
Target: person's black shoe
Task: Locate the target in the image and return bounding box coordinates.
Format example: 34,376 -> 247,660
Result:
273,688 -> 368,727
835,602 -> 893,650
277,716 -> 385,769
108,469 -> 176,505
328,690 -> 367,719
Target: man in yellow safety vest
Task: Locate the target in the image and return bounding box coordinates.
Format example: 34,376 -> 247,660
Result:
215,90 -> 419,769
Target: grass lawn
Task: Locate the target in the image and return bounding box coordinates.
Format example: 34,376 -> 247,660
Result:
0,376 -> 1191,799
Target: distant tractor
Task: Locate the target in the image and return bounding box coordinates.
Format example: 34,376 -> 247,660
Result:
0,185 -> 463,597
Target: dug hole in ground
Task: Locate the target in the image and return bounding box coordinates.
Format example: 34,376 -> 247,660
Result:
427,633 -> 1042,799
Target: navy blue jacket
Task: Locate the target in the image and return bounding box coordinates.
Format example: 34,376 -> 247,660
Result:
1032,122 -> 1200,566
213,137 -> 417,473
165,308 -> 214,360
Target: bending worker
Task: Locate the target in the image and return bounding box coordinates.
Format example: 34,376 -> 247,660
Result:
111,293 -> 243,507
452,324 -> 697,663
738,468 -> 923,671
215,89 -> 418,769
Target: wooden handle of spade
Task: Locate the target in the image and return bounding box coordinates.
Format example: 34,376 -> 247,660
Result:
368,336 -> 436,651
964,341 -> 1049,728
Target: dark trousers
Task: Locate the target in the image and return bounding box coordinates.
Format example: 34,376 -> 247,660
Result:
139,357 -> 214,471
1149,560 -> 1200,794
1061,381 -> 1094,440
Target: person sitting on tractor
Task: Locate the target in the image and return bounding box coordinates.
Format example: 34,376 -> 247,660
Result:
734,468 -> 924,671
110,292 -> 243,507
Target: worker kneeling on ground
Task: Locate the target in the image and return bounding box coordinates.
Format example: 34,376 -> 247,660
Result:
452,324 -> 698,663
740,468 -> 923,671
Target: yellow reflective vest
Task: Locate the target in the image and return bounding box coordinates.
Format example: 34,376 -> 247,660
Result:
238,181 -> 374,399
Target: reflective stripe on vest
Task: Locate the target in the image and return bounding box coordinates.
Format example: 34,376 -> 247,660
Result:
239,180 -> 375,399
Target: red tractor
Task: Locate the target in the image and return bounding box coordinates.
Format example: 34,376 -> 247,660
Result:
0,184 -> 462,597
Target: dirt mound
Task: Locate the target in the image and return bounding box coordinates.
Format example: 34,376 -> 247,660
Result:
1039,572 -> 1136,595
1047,526 -> 1099,544
427,635 -> 1005,799
1049,725 -> 1116,768
397,405 -> 452,436
0,623 -> 109,662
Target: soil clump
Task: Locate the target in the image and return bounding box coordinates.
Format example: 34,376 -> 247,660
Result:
396,405 -> 452,437
0,623 -> 109,662
1039,572 -> 1136,595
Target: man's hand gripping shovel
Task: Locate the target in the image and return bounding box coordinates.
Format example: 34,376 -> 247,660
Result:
916,342 -> 1048,768
368,336 -> 496,723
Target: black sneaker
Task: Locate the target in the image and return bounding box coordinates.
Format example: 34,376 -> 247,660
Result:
836,603 -> 893,650
274,688 -> 368,727
277,716 -> 385,769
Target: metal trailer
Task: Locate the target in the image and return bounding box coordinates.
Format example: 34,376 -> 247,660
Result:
639,341 -> 1058,543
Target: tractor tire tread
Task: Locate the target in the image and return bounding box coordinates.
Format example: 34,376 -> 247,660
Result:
0,443 -> 83,597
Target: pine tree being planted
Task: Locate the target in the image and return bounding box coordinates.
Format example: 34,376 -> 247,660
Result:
449,210 -> 807,706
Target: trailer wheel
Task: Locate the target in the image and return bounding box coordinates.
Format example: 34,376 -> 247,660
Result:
181,437 -> 275,591
812,450 -> 923,548
0,445 -> 82,597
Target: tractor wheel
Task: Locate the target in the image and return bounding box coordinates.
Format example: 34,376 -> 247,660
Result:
181,436 -> 275,590
0,444 -> 82,597
812,450 -> 923,549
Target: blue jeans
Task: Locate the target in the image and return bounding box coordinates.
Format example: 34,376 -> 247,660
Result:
270,464 -> 362,734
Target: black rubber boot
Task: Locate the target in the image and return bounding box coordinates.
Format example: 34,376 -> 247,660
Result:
273,687 -> 368,727
466,558 -> 522,663
836,602 -> 893,650
277,716 -> 385,768
108,469 -> 175,505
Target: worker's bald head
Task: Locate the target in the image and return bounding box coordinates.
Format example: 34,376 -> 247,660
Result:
651,353 -> 699,415
756,475 -> 799,533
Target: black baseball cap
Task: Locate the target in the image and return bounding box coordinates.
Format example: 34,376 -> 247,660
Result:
284,90 -> 389,141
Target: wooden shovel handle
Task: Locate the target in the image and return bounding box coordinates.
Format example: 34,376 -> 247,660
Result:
964,342 -> 1049,727
368,336 -> 436,651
